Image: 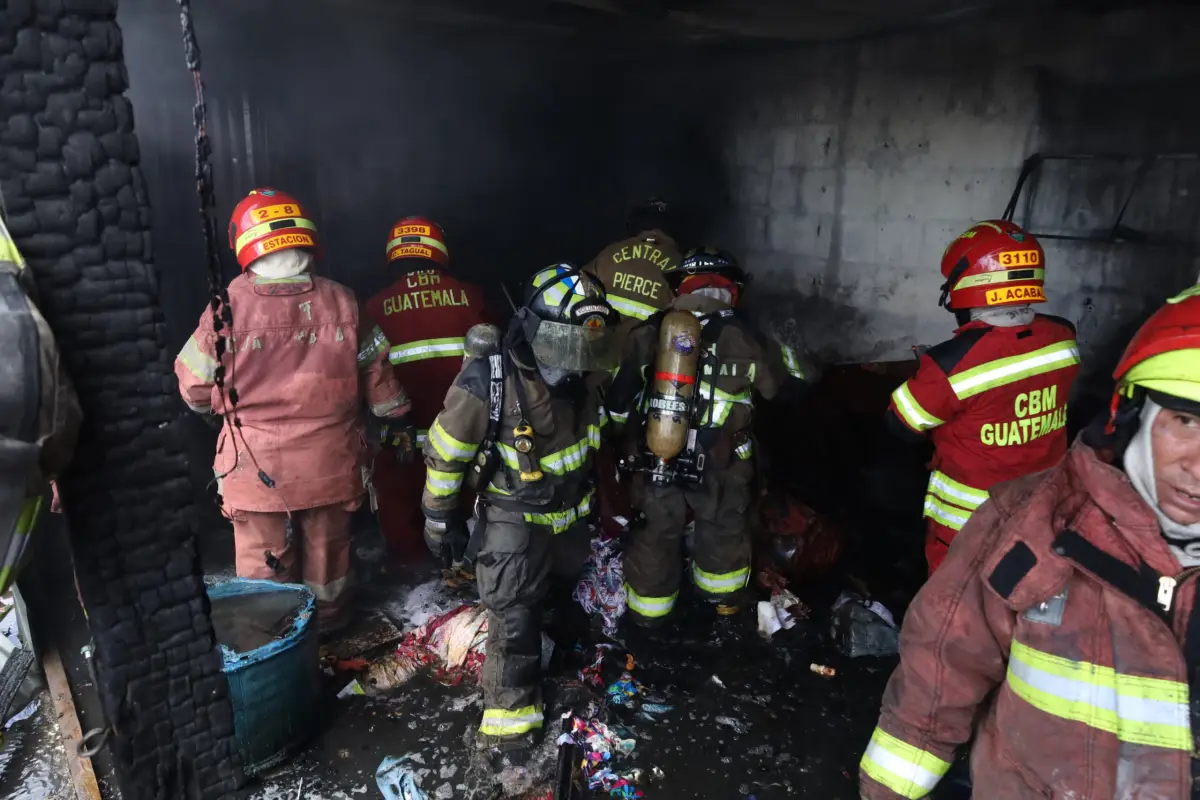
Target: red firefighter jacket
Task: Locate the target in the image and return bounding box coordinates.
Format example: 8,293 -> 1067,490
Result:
888,314 -> 1080,539
364,268 -> 491,444
861,437 -> 1199,799
175,272 -> 410,512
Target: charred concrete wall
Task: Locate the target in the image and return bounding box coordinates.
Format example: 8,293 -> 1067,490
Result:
706,7 -> 1200,385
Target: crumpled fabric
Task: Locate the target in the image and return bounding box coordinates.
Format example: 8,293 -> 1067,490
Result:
559,717 -> 641,798
573,536 -> 627,636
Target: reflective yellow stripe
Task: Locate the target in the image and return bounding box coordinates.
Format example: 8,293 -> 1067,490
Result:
693,564 -> 749,594
479,705 -> 544,737
780,344 -> 805,380
735,438 -> 754,460
0,218 -> 27,270
609,409 -> 630,425
14,495 -> 43,537
608,294 -> 659,321
948,340 -> 1080,400
697,385 -> 752,427
235,216 -> 317,252
927,471 -> 988,511
424,468 -> 464,497
860,727 -> 950,799
497,425 -> 604,477
357,325 -> 390,369
389,337 -> 465,364
178,335 -> 218,383
922,495 -> 970,531
891,383 -> 943,432
1007,640 -> 1191,750
626,586 -> 677,618
386,234 -> 448,257
524,491 -> 594,534
954,267 -> 1045,290
429,418 -> 477,462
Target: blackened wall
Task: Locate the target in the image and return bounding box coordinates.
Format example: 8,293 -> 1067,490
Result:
116,0 -> 727,524
118,0 -> 726,346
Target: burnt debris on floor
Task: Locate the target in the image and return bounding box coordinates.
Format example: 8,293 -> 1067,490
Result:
236,558 -> 899,800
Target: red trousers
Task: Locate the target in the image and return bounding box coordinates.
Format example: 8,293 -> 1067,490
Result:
372,454 -> 426,562
924,518 -> 956,576
231,498 -> 360,631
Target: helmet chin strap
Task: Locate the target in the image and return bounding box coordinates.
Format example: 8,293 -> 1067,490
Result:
939,257 -> 971,310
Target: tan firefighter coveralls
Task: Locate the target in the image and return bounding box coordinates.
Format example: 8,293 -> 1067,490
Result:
608,293 -> 807,622
421,340 -> 606,741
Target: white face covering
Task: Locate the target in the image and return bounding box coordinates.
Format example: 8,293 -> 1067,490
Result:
969,303 -> 1035,328
249,249 -> 313,279
1124,397 -> 1200,567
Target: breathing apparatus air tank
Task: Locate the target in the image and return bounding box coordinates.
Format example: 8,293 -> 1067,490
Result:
645,309 -> 703,460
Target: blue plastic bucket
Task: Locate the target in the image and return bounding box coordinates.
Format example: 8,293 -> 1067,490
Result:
207,578 -> 320,776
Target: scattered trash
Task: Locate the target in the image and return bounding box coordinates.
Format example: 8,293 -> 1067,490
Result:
606,673 -> 643,707
809,663 -> 836,678
639,703 -> 674,716
831,591 -> 899,658
579,646 -> 607,687
337,679 -> 367,699
573,537 -> 627,637
560,717 -> 642,798
376,755 -> 429,800
715,715 -> 750,734
710,675 -> 726,689
756,586 -> 806,639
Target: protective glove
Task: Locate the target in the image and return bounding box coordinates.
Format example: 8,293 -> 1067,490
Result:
424,517 -> 470,567
385,415 -> 418,463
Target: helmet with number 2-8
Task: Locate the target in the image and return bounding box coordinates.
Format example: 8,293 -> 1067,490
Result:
227,188 -> 319,271
939,219 -> 1047,311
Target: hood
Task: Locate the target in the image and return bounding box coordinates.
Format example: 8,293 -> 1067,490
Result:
250,249 -> 313,279
673,293 -> 730,315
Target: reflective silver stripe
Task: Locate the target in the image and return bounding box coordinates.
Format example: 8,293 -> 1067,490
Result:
948,341 -> 1080,399
608,294 -> 658,320
927,471 -> 988,510
862,740 -> 944,795
389,337 -> 466,364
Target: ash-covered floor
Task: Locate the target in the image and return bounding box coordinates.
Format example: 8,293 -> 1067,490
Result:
244,564 -> 897,800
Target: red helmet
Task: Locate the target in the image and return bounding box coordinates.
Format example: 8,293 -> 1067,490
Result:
939,220 -> 1046,311
1112,287 -> 1200,410
385,216 -> 449,267
227,188 -> 318,271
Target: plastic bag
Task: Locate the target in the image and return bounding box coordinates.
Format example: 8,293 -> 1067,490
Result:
830,591 -> 899,658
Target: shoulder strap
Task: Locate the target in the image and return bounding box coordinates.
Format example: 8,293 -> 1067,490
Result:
485,351 -> 505,437
1051,529 -> 1171,622
927,326 -> 990,375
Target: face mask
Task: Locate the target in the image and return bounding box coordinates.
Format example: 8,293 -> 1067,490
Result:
537,362 -> 579,387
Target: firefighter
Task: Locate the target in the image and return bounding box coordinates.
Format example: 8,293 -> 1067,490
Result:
889,220 -> 1081,574
175,188 -> 411,632
363,217 -> 490,559
0,216 -> 81,596
861,287 -> 1200,799
421,265 -> 616,749
607,247 -> 808,625
584,197 -> 680,326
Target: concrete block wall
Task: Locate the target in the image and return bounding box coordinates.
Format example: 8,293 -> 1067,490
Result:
703,7 -> 1200,382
